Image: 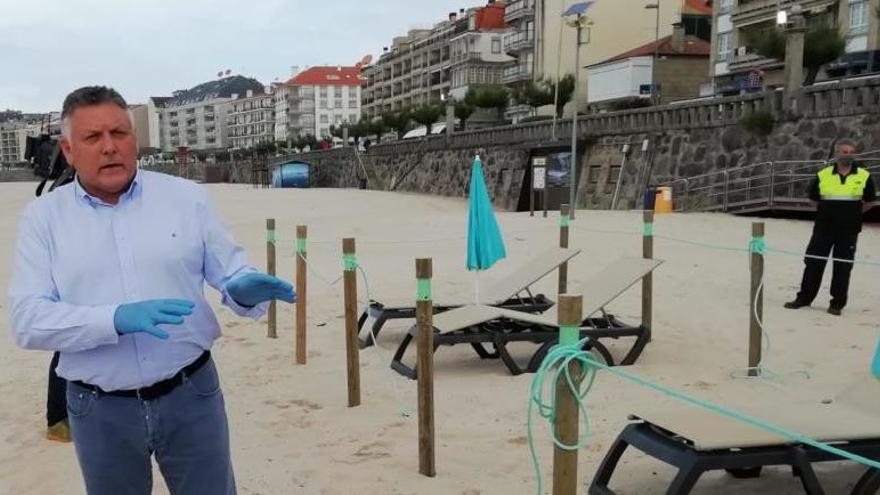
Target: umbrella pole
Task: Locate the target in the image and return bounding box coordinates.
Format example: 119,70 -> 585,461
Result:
474,271 -> 480,305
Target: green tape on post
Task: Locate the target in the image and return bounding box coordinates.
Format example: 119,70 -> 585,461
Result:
560,214 -> 571,228
296,237 -> 307,254
559,324 -> 580,346
643,223 -> 654,237
267,229 -> 276,244
749,237 -> 767,255
416,279 -> 432,302
343,254 -> 358,272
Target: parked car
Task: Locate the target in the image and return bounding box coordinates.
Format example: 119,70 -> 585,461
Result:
825,50 -> 880,78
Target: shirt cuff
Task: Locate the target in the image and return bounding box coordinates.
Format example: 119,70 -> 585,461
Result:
221,286 -> 269,319
87,305 -> 121,349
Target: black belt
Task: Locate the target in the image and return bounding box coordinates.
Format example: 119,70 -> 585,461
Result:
72,351 -> 211,401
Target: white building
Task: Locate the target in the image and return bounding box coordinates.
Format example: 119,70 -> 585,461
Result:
0,120 -> 47,166
287,66 -> 364,139
156,75 -> 264,151
273,83 -> 293,143
228,88 -> 276,149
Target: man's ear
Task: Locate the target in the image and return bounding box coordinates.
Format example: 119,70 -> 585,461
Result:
59,137 -> 74,167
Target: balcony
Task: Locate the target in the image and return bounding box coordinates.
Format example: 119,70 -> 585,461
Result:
726,48 -> 782,73
451,51 -> 484,65
289,103 -> 315,115
504,30 -> 534,54
505,0 -> 535,24
502,63 -> 533,84
732,0 -> 836,27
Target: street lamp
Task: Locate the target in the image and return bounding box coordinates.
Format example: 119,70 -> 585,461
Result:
562,1 -> 594,219
644,1 -> 660,105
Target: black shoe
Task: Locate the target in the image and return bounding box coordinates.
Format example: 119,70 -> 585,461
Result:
828,307 -> 842,316
784,300 -> 810,310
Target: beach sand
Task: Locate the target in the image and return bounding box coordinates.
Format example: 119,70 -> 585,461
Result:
1,181 -> 878,494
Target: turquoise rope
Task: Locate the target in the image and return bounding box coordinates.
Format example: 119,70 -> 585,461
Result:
560,214 -> 571,228
416,279 -> 432,301
296,237 -> 306,254
749,236 -> 767,255
267,229 -> 276,245
343,254 -> 358,272
643,223 -> 653,237
528,339 -> 880,495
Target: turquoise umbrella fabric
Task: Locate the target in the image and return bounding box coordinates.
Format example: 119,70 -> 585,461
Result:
467,155 -> 506,272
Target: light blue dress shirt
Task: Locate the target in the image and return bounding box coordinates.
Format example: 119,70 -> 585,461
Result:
9,170 -> 267,391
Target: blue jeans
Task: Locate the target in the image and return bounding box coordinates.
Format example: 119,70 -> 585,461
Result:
66,358 -> 236,495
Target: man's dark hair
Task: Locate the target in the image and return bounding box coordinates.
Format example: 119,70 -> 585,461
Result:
61,86 -> 128,121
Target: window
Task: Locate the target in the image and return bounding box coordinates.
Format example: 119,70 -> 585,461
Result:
320,87 -> 328,97
334,114 -> 343,123
334,100 -> 343,109
348,114 -> 357,122
320,100 -> 328,109
334,87 -> 343,98
850,0 -> 868,33
320,115 -> 329,124
718,0 -> 734,12
349,99 -> 358,108
491,38 -> 502,54
717,32 -> 731,57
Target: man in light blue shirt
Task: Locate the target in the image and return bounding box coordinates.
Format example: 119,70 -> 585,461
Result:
9,86 -> 296,495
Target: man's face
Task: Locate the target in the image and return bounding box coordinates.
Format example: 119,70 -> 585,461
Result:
835,144 -> 856,166
60,102 -> 138,202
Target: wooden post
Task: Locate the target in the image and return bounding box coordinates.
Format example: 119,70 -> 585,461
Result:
416,258 -> 436,477
642,211 -> 654,339
295,226 -> 307,365
749,222 -> 765,377
553,294 -> 583,495
266,219 -> 277,339
558,204 -> 570,295
343,238 -> 361,407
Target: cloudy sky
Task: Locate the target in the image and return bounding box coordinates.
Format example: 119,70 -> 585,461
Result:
1,0 -> 474,112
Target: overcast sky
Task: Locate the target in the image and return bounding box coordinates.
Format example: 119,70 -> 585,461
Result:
1,0 -> 476,112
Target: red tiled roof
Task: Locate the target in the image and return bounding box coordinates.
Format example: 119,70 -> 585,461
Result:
596,34 -> 711,65
289,66 -> 365,86
682,0 -> 713,16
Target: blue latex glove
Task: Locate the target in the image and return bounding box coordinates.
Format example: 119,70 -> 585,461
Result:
226,273 -> 296,307
113,299 -> 195,340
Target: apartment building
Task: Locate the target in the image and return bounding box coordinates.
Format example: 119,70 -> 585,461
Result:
228,89 -> 276,149
362,1 -> 510,119
287,66 -> 363,139
710,0 -> 880,95
502,0 -> 702,115
157,75 -> 264,151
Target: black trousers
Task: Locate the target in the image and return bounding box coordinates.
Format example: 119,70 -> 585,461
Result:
47,352 -> 67,426
796,224 -> 859,309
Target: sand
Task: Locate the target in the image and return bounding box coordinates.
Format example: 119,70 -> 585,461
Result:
0,181 -> 878,494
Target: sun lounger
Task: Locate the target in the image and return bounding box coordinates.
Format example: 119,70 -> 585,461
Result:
390,257 -> 663,378
357,247 -> 581,348
590,377 -> 880,495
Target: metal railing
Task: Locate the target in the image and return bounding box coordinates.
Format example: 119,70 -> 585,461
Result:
661,151 -> 880,214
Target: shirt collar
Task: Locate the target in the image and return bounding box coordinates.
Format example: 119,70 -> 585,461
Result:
832,163 -> 859,176
74,169 -> 142,207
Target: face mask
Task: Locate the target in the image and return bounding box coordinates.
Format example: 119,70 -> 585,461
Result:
837,156 -> 854,167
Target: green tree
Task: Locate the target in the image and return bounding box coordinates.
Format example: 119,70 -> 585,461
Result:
454,100 -> 475,129
745,24 -> 845,86
410,103 -> 443,135
465,85 -> 510,114
552,74 -> 576,118
369,117 -> 387,142
381,107 -> 412,139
